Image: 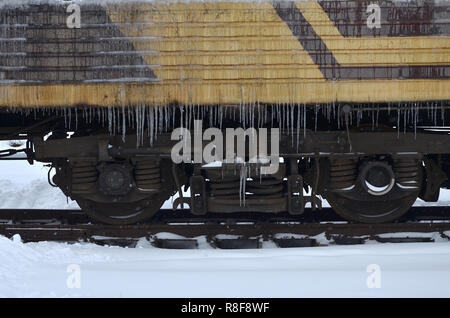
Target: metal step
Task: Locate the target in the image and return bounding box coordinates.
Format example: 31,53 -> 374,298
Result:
90,238 -> 138,248
333,236 -> 365,245
214,238 -> 260,249
374,237 -> 433,243
154,239 -> 199,249
274,238 -> 316,248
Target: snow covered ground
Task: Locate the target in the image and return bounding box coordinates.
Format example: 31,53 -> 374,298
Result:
1,234 -> 450,297
1,147 -> 450,297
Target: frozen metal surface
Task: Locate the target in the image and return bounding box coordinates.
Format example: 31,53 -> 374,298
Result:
0,0 -> 449,106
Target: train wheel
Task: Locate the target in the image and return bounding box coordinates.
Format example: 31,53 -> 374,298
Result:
325,158 -> 422,223
326,191 -> 419,223
67,159 -> 177,225
76,194 -> 166,225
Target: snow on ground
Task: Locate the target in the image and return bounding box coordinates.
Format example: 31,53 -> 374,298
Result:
2,150 -> 450,297
1,234 -> 450,297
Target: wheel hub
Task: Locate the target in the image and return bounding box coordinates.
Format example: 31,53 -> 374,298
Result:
98,164 -> 133,196
359,161 -> 395,196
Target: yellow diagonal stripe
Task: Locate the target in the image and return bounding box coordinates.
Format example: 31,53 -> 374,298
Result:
107,1 -> 325,81
296,1 -> 450,66
1,0 -> 449,108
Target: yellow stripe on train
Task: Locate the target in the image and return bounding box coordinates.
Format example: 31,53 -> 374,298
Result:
1,80 -> 449,107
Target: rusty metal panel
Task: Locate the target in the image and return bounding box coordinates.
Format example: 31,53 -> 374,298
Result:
0,0 -> 449,107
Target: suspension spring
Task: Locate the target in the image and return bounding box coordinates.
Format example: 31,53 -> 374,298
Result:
207,173 -> 284,199
134,160 -> 161,190
328,158 -> 358,190
71,161 -> 98,194
393,158 -> 421,189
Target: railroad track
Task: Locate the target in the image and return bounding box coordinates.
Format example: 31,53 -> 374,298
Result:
1,207 -> 450,249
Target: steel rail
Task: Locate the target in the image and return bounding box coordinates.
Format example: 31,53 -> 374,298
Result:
0,207 -> 449,246
1,206 -> 450,224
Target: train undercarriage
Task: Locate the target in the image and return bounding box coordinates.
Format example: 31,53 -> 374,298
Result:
1,103 -> 450,225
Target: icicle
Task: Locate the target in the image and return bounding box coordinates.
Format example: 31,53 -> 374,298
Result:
376,106 -> 379,128
277,104 -> 281,129
290,104 -> 294,146
109,107 -> 113,136
122,105 -> 126,142
160,106 -> 164,133
414,103 -> 417,139
257,102 -> 261,128
285,103 -> 288,130
296,103 -> 300,152
142,106 -> 146,145
371,108 -> 375,131
303,104 -> 306,138
209,105 -> 213,127
433,102 -> 436,125
403,105 -> 407,133
215,105 -> 218,127
75,108 -> 78,131
271,105 -> 274,128
180,105 -> 184,129
239,162 -> 247,207
239,103 -> 242,125
68,108 -> 71,130
154,107 -> 158,144
135,106 -> 139,147
314,104 -> 318,132
251,102 -> 254,129
337,105 -> 341,130
264,103 -> 267,125
168,106 -> 171,132
102,107 -> 106,128
63,107 -> 67,128
149,106 -> 154,145
243,103 -> 247,129
114,106 -> 118,135
190,104 -> 193,130
127,106 -> 131,128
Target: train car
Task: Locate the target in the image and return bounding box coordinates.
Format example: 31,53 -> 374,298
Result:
0,0 -> 449,224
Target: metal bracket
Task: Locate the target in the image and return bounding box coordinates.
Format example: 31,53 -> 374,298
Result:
0,148 -> 23,158
173,197 -> 191,210
190,175 -> 207,215
0,140 -> 33,164
304,195 -> 323,210
420,157 -> 447,202
98,137 -> 112,161
287,175 -> 304,215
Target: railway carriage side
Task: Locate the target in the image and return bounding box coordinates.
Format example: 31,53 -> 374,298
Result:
0,0 -> 450,224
